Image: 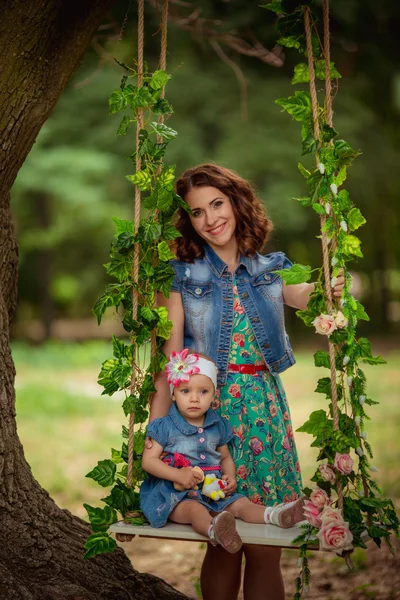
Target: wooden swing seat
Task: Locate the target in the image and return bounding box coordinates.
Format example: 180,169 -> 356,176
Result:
110,520 -> 316,549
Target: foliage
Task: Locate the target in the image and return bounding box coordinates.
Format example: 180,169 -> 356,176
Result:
83,58 -> 181,556
264,1 -> 398,597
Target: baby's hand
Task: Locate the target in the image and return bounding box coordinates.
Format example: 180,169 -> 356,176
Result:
221,474 -> 237,496
176,467 -> 203,490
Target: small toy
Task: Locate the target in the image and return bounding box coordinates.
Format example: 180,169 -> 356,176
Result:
201,473 -> 228,500
174,466 -> 204,491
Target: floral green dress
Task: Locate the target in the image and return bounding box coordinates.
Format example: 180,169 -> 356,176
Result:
212,283 -> 302,506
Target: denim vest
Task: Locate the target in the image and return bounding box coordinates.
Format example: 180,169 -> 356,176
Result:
170,244 -> 295,386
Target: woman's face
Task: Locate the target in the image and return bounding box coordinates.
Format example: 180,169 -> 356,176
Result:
185,186 -> 237,251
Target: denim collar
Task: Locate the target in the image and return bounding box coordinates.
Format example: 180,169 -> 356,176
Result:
203,243 -> 254,277
169,401 -> 220,434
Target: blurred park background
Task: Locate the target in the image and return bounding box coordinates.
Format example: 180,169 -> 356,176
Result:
8,1 -> 400,597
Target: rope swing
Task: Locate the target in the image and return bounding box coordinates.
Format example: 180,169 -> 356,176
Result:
83,0 -> 397,592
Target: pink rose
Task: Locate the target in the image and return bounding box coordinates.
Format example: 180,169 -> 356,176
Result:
320,506 -> 344,524
310,487 -> 330,510
312,314 -> 337,336
334,453 -> 353,475
236,465 -> 247,480
319,463 -> 336,485
317,520 -> 353,553
303,500 -> 322,528
334,311 -> 348,329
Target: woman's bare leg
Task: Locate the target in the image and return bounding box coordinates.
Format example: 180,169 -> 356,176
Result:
201,543 -> 243,600
243,545 -> 284,600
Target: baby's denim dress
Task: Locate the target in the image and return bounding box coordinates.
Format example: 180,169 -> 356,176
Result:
140,402 -> 245,527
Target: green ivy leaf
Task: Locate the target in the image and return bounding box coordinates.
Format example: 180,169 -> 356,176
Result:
292,61 -> 341,84
337,189 -> 352,211
347,208 -> 366,231
113,217 -> 134,236
163,225 -> 182,240
341,235 -> 363,258
158,241 -> 175,262
301,136 -> 318,156
273,263 -> 312,284
149,69 -> 171,91
156,187 -> 174,212
154,305 -> 173,339
312,203 -> 326,215
117,115 -> 132,136
354,300 -> 370,321
150,122 -> 178,141
104,254 -> 131,282
111,448 -> 124,464
276,35 -> 302,50
275,91 -> 312,122
93,293 -> 114,325
84,504 -> 118,533
262,1 -> 285,13
141,220 -> 162,243
126,170 -> 152,191
298,163 -> 311,179
313,350 -> 330,368
102,481 -> 141,516
315,377 -> 332,397
152,98 -> 174,115
86,460 -> 116,487
109,89 -> 128,115
84,532 -> 117,559
158,165 -> 176,190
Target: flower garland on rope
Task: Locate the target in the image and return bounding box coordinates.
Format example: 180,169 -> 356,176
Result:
263,1 -> 398,597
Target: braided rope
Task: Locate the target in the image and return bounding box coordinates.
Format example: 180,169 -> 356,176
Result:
127,0 -> 145,489
304,6 -> 343,509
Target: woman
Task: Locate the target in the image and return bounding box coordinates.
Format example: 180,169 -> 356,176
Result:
148,164 -> 344,600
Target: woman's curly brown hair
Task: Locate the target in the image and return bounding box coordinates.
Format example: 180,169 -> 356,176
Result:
174,164 -> 273,262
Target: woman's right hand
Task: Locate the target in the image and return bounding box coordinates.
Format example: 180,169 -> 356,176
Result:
176,467 -> 203,490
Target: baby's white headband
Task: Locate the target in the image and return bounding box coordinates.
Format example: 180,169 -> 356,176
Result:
165,349 -> 218,392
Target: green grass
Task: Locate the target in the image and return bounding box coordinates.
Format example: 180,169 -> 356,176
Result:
11,341 -> 400,519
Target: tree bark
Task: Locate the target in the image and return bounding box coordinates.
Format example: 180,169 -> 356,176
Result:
0,2 -> 188,598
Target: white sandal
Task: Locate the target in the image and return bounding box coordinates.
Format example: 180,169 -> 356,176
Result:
266,496 -> 306,529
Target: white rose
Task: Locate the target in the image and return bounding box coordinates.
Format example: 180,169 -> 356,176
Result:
330,183 -> 338,195
340,220 -> 348,232
312,314 -> 337,337
334,311 -> 348,329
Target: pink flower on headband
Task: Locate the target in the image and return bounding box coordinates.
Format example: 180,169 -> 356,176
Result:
165,349 -> 200,387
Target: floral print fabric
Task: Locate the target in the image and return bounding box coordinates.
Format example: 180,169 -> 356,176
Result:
213,284 -> 303,506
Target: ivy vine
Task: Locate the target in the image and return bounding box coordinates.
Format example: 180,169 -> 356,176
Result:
83,64 -> 183,559
263,1 -> 398,598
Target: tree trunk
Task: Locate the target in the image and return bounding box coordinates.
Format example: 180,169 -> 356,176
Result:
0,2 -> 189,598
